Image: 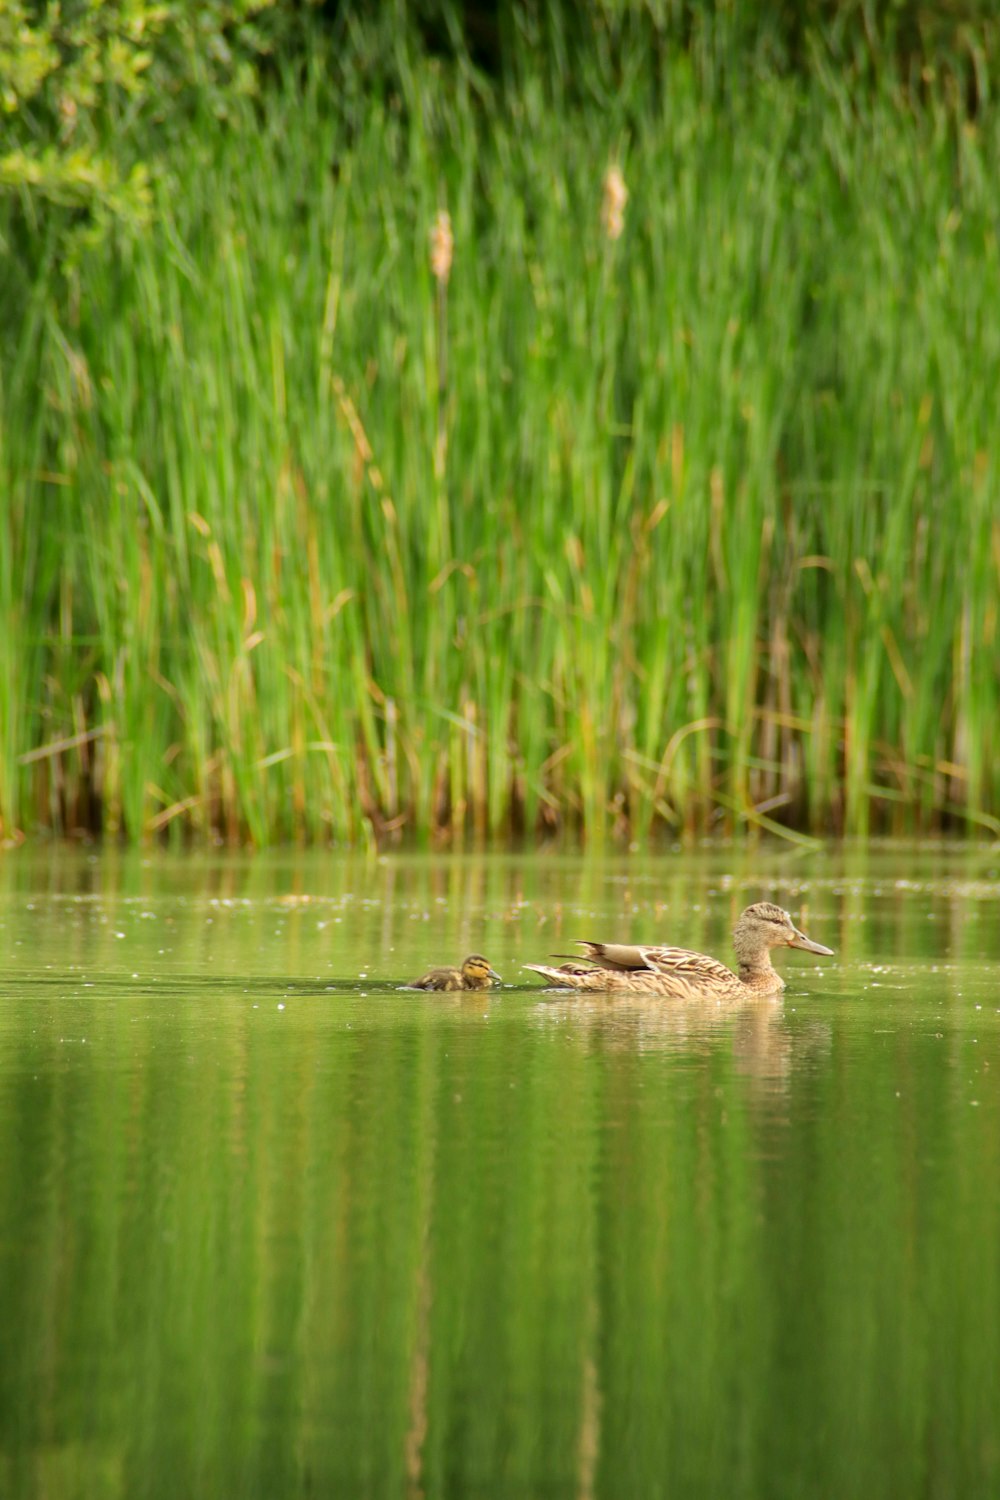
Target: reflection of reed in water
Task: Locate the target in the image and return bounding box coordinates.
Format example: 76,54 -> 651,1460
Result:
405,1254 -> 432,1500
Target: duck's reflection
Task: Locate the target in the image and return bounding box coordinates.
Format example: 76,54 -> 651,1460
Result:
530,992 -> 830,1094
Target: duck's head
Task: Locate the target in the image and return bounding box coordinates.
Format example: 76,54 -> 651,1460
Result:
461,954 -> 503,985
733,903 -> 833,963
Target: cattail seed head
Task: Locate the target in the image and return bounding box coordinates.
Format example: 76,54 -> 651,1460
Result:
430,209 -> 454,284
601,163 -> 628,242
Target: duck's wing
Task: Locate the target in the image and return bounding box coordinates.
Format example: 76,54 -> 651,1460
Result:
525,960 -> 728,998
576,940 -> 736,986
574,941 -> 655,972
635,945 -> 736,987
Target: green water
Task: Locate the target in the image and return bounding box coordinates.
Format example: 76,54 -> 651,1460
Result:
1,845 -> 999,1500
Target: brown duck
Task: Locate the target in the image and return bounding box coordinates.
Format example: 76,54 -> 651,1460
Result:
408,954 -> 502,991
524,902 -> 832,999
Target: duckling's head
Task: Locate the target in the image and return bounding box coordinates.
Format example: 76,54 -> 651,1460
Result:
733,903 -> 833,964
461,954 -> 503,986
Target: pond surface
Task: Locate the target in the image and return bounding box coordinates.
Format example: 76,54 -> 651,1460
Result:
1,843 -> 999,1500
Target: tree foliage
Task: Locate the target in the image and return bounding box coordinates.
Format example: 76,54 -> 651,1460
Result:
0,0 -> 279,240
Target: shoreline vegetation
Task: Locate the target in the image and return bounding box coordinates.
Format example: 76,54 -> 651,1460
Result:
2,4 -> 999,846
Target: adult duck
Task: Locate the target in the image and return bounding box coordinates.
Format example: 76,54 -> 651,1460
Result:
524,902 -> 832,999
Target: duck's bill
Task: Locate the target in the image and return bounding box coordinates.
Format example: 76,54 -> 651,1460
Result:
489,969 -> 504,983
789,929 -> 834,956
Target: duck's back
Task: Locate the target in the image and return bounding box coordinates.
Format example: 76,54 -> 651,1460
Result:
635,945 -> 738,988
410,966 -> 462,991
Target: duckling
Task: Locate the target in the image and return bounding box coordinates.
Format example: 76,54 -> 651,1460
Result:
408,954 -> 502,991
525,902 -> 832,999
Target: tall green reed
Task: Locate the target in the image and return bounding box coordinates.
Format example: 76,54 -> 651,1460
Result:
1,24 -> 998,844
